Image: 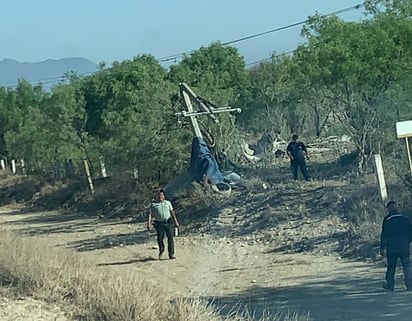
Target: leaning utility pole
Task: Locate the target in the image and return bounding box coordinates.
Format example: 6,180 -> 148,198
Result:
176,83 -> 241,196
177,83 -> 241,139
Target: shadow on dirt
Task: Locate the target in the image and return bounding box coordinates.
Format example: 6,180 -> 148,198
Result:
0,173 -> 151,222
0,173 -> 85,210
201,182 -> 341,236
97,257 -> 158,266
309,156 -> 357,181
65,230 -> 151,252
17,223 -> 96,236
3,209 -> 87,224
245,153 -> 356,186
0,180 -> 43,206
266,231 -> 349,254
0,209 -> 149,252
1,209 -> 98,235
205,268 -> 412,321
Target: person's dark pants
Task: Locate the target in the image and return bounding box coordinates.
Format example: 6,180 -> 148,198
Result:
155,220 -> 174,258
386,252 -> 412,289
291,158 -> 310,181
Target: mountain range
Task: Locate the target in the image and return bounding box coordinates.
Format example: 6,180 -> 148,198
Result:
0,57 -> 99,89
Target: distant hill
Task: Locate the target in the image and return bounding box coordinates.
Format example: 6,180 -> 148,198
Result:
0,57 -> 99,89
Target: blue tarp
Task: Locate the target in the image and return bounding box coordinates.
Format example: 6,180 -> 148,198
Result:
189,136 -> 225,185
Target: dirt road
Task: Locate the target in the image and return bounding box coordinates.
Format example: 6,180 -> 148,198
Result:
1,206 -> 412,321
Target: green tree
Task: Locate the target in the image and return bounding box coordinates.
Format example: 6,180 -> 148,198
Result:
0,80 -> 48,159
81,55 -> 190,181
0,87 -> 18,156
5,80 -> 87,174
365,0 -> 412,17
295,12 -> 411,172
240,55 -> 297,136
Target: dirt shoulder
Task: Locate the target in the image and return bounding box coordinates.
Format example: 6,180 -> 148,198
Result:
1,206 -> 412,321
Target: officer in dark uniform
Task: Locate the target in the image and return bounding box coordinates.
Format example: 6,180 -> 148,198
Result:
380,200 -> 412,291
286,134 -> 311,181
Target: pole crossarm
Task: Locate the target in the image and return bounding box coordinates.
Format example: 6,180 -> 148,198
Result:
175,107 -> 242,118
178,82 -> 241,125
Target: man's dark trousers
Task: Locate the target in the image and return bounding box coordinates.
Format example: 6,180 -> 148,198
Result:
291,157 -> 310,180
155,220 -> 174,257
386,251 -> 412,289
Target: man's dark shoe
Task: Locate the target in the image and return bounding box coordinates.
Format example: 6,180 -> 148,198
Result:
169,255 -> 176,260
158,252 -> 164,260
382,283 -> 394,291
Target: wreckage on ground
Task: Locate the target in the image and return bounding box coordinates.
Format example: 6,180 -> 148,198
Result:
241,133 -> 288,163
169,83 -> 242,197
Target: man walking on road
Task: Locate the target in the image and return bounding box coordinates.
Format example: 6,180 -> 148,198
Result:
147,190 -> 179,260
380,200 -> 412,291
286,134 -> 311,181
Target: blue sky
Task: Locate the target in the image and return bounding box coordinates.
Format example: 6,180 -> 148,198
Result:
1,0 -> 365,66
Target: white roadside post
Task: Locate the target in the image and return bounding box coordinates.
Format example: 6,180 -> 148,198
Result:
0,159 -> 5,171
84,160 -> 95,194
372,154 -> 388,202
99,156 -> 107,178
20,159 -> 26,175
11,159 -> 16,174
133,168 -> 139,180
396,120 -> 412,176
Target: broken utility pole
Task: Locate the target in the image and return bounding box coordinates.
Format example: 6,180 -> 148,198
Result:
176,83 -> 241,195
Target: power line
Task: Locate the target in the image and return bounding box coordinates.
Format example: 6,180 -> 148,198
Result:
0,70 -> 98,89
223,4 -> 363,46
245,50 -> 297,67
1,3 -> 364,88
157,3 -> 364,63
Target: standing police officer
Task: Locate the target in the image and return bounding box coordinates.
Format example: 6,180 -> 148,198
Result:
147,190 -> 179,260
380,200 -> 412,291
286,134 -> 311,181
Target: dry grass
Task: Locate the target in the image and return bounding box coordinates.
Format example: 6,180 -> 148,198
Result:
0,230 -> 309,321
174,182 -> 227,227
241,176 -> 268,191
177,182 -> 215,210
337,192 -> 382,258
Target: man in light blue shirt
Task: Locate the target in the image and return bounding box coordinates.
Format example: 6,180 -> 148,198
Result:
147,190 -> 179,260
